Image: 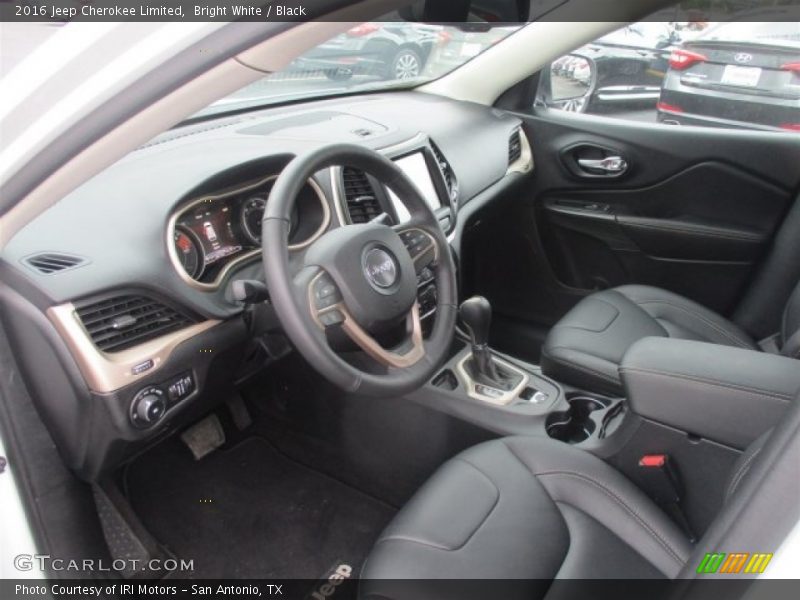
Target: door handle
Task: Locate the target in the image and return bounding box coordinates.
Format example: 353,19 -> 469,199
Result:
577,156 -> 628,175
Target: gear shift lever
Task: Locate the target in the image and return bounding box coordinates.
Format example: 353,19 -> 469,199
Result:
458,296 -> 526,398
459,296 -> 500,382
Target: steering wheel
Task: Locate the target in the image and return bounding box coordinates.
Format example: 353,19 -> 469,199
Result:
262,144 -> 457,397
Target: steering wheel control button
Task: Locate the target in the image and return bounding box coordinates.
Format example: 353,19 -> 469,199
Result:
319,309 -> 345,327
400,229 -> 436,269
363,247 -> 399,291
313,274 -> 342,310
400,229 -> 428,250
418,267 -> 434,287
130,386 -> 167,428
419,284 -> 438,319
318,283 -> 337,299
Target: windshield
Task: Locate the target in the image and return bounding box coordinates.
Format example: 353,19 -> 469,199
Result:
194,22 -> 523,118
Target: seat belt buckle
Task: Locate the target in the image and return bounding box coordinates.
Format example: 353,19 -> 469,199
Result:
638,454 -> 696,542
638,454 -> 680,504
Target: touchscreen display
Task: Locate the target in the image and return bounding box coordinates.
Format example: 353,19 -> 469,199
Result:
388,152 -> 442,223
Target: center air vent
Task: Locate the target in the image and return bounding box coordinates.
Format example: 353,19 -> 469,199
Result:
75,294 -> 196,353
24,252 -> 86,274
430,141 -> 458,203
342,167 -> 382,223
509,129 -> 523,165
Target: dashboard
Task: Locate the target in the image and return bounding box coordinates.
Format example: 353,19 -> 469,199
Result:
0,91 -> 533,478
5,92 -> 528,317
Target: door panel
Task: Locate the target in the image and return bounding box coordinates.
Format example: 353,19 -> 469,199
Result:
468,110 -> 800,329
539,160 -> 787,312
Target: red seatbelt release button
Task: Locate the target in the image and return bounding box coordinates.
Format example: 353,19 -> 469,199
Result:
639,454 -> 667,468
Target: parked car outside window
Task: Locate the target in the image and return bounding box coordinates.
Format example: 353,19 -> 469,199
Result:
658,19 -> 800,131
538,18 -> 799,132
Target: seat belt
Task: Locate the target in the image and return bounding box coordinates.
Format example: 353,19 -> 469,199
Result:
638,454 -> 696,543
757,332 -> 782,354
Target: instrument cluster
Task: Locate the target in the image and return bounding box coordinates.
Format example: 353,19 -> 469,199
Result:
170,175 -> 330,287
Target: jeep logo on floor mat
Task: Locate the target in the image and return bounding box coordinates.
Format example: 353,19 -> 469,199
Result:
309,564 -> 352,600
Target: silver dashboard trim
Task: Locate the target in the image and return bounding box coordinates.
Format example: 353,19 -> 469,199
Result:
48,303 -> 220,393
166,174 -> 331,291
330,166 -> 348,227
456,352 -> 529,406
507,127 -> 534,175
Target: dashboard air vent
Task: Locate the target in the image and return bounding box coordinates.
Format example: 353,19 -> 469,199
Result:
509,129 -> 523,165
75,294 -> 196,353
430,141 -> 458,203
342,167 -> 382,223
24,252 -> 86,274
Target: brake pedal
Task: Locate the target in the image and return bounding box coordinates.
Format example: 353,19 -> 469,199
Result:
180,414 -> 225,460
226,394 -> 252,431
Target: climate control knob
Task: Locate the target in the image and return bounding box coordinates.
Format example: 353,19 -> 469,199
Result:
130,387 -> 166,428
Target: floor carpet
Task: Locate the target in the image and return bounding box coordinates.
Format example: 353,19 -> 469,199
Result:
124,436 -> 395,580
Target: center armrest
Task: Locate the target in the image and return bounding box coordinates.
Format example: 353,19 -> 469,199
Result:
619,337 -> 800,449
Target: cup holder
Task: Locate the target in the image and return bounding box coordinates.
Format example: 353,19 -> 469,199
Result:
546,395 -> 610,444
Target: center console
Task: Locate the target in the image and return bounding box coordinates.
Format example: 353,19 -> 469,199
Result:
416,296 -> 800,453
411,295 -> 627,447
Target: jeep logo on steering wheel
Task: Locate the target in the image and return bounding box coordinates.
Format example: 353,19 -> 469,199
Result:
363,247 -> 398,290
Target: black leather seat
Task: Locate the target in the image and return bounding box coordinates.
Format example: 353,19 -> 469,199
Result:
360,397 -> 800,599
541,283 -> 800,396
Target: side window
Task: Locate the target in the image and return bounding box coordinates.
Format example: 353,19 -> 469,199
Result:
536,18 -> 800,133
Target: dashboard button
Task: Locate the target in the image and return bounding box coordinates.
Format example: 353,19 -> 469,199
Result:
131,359 -> 154,375
130,386 -> 167,428
167,372 -> 194,403
475,384 -> 503,399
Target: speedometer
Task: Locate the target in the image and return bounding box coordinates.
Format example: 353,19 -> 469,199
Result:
241,196 -> 267,244
173,227 -> 203,279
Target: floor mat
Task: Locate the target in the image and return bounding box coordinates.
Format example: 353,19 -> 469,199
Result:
124,436 -> 395,579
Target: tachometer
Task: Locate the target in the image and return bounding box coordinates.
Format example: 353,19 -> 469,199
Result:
241,195 -> 268,245
173,227 -> 203,279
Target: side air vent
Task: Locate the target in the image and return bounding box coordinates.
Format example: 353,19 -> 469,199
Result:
75,294 -> 196,353
342,167 -> 382,223
430,141 -> 458,203
509,130 -> 523,165
24,252 -> 86,274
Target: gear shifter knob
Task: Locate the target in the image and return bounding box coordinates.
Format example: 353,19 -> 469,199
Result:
459,296 -> 492,347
